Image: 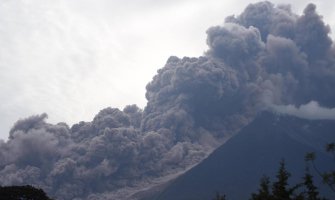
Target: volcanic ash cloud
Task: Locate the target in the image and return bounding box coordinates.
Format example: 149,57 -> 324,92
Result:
1,2 -> 335,199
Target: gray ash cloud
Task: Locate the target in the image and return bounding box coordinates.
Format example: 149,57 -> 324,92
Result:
1,1 -> 335,199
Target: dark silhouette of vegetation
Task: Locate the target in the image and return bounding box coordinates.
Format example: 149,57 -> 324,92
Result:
250,141 -> 335,200
213,141 -> 335,200
213,192 -> 227,200
250,160 -> 310,200
302,167 -> 324,200
305,142 -> 335,193
250,176 -> 272,200
272,160 -> 295,199
0,185 -> 53,200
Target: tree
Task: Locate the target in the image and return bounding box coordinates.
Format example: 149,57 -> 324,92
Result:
305,142 -> 335,193
215,142 -> 335,200
250,159 -> 324,200
250,176 -> 273,200
272,160 -> 294,200
250,160 -> 298,200
303,167 -> 324,200
213,192 -> 227,200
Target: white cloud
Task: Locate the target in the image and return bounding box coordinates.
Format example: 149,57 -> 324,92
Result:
271,101 -> 335,120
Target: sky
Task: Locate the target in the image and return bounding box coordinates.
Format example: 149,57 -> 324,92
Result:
0,0 -> 334,140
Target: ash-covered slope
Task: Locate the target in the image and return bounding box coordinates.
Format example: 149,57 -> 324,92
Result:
150,112 -> 335,200
1,1 -> 335,199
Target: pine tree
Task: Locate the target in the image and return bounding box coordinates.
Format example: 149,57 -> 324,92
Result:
272,160 -> 292,200
250,176 -> 273,200
304,168 -> 319,200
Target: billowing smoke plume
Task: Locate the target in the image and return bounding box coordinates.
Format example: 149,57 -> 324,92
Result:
1,1 -> 335,199
271,101 -> 335,120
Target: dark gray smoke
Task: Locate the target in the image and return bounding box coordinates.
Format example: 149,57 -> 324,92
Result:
1,2 -> 335,199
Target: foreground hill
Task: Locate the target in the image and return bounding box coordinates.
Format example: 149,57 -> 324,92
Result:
147,112 -> 335,200
0,185 -> 53,200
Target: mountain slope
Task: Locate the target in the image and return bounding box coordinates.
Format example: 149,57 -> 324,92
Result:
149,112 -> 335,200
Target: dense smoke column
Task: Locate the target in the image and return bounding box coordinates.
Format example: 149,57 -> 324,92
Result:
0,2 -> 335,200
225,1 -> 335,107
142,56 -> 248,139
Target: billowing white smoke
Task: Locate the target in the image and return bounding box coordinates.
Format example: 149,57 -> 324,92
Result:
271,101 -> 335,120
1,1 -> 335,200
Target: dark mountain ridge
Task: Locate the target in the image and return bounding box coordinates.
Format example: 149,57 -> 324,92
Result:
148,111 -> 335,200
